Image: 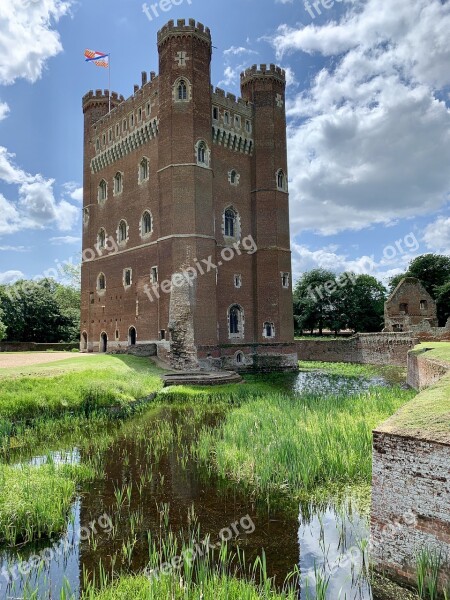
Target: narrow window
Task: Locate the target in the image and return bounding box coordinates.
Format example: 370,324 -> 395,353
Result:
236,352 -> 244,365
83,207 -> 89,225
420,300 -> 428,311
245,120 -> 251,133
178,80 -> 187,101
124,269 -> 132,287
277,170 -> 285,191
197,142 -> 207,165
139,158 -> 149,182
235,115 -> 241,128
108,128 -> 112,142
212,106 -> 219,120
90,292 -> 95,305
116,123 -> 120,137
142,211 -> 152,236
224,208 -> 236,237
118,220 -> 127,243
282,272 -> 290,288
224,112 -> 230,125
160,330 -> 166,340
130,113 -> 135,128
234,274 -> 242,288
230,170 -> 237,184
95,138 -> 100,151
114,172 -> 123,195
97,273 -> 106,291
151,266 -> 158,284
138,107 -> 142,121
229,305 -> 243,335
263,322 -> 275,338
98,180 -> 107,203
102,133 -> 106,146
97,228 -> 106,250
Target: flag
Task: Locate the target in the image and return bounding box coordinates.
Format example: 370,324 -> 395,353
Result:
84,49 -> 109,68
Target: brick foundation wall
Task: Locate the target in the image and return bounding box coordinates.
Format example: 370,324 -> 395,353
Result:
296,333 -> 416,367
407,350 -> 450,390
371,432 -> 450,591
0,342 -> 79,352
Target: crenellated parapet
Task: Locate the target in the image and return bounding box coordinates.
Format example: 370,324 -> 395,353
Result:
157,18 -> 211,47
82,89 -> 124,114
240,64 -> 286,86
211,88 -> 253,117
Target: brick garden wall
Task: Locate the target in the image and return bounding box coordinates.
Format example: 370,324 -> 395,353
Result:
296,332 -> 416,367
407,349 -> 450,390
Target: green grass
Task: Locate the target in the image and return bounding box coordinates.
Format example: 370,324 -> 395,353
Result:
0,355 -> 164,422
298,360 -> 406,382
413,341 -> 450,363
0,461 -> 95,545
194,385 -> 415,505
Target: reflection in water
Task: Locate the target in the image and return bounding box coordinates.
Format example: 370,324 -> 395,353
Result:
0,372 -> 381,599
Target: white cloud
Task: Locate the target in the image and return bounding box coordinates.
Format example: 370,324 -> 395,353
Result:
0,0 -> 73,85
0,270 -> 25,284
423,216 -> 450,253
0,245 -> 29,252
0,147 -> 78,234
0,102 -> 9,121
269,0 -> 450,235
62,182 -> 83,202
223,46 -> 258,57
49,236 -> 80,245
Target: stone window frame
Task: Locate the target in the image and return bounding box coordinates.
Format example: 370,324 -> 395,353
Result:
195,139 -> 211,168
228,169 -> 240,186
115,123 -> 120,137
115,329 -> 120,341
140,209 -> 153,239
224,111 -> 230,126
276,168 -> 287,192
137,106 -> 143,122
117,219 -> 129,246
83,207 -> 89,227
173,76 -> 192,103
262,321 -> 276,339
151,266 -> 158,284
234,114 -> 241,129
129,112 -> 135,129
97,272 -> 106,295
108,128 -> 113,143
234,274 -> 242,289
222,205 -> 241,242
228,304 -> 245,339
212,106 -> 219,121
102,133 -> 106,146
281,272 -> 290,289
95,138 -> 100,152
97,227 -> 107,251
113,171 -> 124,197
146,102 -> 151,117
123,118 -> 127,132
98,179 -> 108,204
245,119 -> 252,134
138,157 -> 150,184
123,268 -> 133,289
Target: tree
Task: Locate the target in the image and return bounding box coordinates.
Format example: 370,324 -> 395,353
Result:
343,274 -> 386,333
293,269 -> 336,335
436,281 -> 450,327
0,278 -> 80,343
0,307 -> 6,342
388,254 -> 450,325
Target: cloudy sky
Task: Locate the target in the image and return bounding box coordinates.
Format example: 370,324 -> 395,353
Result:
0,0 -> 448,286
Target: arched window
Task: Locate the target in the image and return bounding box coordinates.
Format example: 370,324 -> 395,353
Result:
139,158 -> 149,183
118,220 -> 128,244
263,322 -> 275,338
235,351 -> 244,365
141,211 -> 152,236
224,112 -> 230,125
178,80 -> 187,101
114,172 -> 123,195
197,142 -> 206,165
230,170 -> 237,184
277,169 -> 286,191
97,228 -> 106,250
97,273 -> 106,291
229,305 -> 244,337
224,208 -> 237,237
98,180 -> 107,203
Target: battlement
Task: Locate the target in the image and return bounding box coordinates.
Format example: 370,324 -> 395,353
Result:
82,89 -> 125,113
240,64 -> 286,85
211,87 -> 253,117
157,18 -> 211,45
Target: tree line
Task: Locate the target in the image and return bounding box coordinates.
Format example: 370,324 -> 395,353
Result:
293,254 -> 450,335
0,253 -> 448,343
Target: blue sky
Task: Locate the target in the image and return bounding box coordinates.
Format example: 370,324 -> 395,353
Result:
0,0 -> 449,287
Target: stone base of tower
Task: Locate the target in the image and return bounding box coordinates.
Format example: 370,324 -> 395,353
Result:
197,343 -> 298,373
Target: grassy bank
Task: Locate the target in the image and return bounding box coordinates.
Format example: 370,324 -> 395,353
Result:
0,461 -> 95,545
0,355 -> 164,422
194,385 -> 415,506
299,360 -> 406,382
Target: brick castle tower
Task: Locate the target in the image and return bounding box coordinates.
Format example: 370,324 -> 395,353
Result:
81,19 -> 297,371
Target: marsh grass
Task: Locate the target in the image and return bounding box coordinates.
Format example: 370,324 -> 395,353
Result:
298,360 -> 406,383
193,385 -> 415,504
0,461 -> 96,546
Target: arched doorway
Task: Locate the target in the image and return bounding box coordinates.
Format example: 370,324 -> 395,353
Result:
100,332 -> 108,353
128,327 -> 137,346
81,331 -> 88,351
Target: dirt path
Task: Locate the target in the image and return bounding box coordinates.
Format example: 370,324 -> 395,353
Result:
0,352 -> 93,369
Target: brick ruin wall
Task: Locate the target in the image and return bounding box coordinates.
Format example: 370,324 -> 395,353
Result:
407,349 -> 450,390
410,319 -> 450,342
296,333 -> 416,367
371,432 -> 450,591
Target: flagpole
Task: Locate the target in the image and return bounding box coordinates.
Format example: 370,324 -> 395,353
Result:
108,53 -> 111,113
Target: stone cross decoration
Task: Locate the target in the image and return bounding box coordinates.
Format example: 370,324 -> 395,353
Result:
276,93 -> 284,108
175,51 -> 189,67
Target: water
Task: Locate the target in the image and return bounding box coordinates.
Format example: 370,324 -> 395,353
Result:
0,373 -> 384,599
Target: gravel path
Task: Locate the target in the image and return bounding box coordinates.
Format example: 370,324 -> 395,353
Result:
0,352 -> 93,369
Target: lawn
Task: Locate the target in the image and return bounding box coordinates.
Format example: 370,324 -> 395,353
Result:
0,355 -> 164,422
